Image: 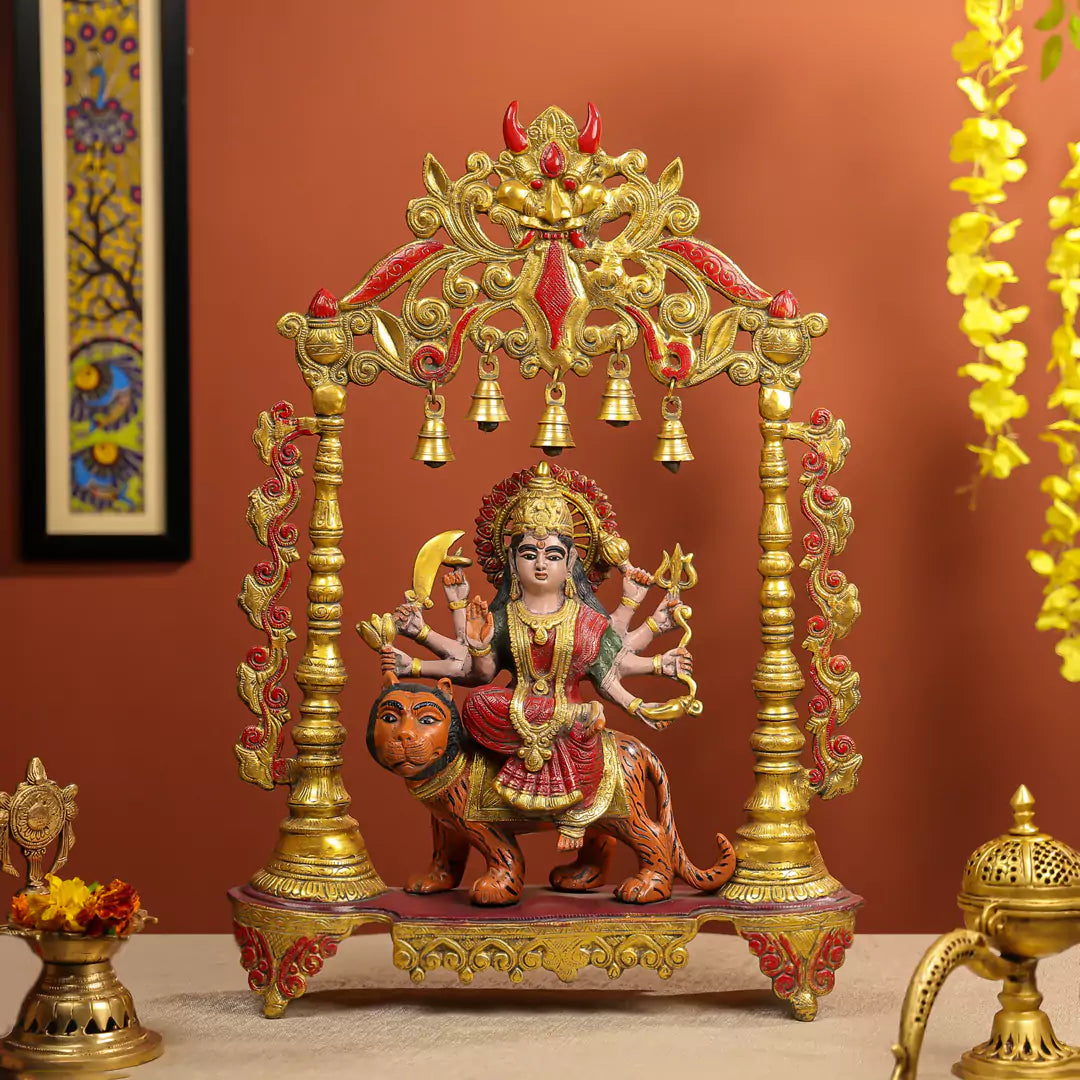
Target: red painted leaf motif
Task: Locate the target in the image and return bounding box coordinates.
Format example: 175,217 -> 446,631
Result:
534,243 -> 574,347
343,240 -> 446,306
658,239 -> 772,304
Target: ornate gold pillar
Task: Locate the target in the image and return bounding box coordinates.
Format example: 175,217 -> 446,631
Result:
721,385 -> 839,903
251,385 -> 385,902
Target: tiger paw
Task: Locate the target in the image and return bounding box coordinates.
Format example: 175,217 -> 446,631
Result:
549,862 -> 605,892
615,870 -> 671,904
469,872 -> 521,906
405,867 -> 457,894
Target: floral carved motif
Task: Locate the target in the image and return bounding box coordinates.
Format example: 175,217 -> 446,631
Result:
786,408 -> 863,799
235,402 -> 315,789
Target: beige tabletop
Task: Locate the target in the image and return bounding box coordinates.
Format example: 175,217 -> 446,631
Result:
2,933 -> 1079,1079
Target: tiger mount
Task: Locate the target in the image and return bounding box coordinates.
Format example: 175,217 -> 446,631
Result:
228,102 -> 863,1022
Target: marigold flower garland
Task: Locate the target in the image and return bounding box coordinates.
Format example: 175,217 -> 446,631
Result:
948,0 -> 1031,483
9,873 -> 143,937
1027,143 -> 1080,679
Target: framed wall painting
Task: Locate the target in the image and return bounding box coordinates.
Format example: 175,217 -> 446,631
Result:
15,0 -> 189,560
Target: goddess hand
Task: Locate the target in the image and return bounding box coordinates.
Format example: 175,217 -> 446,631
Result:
581,701 -> 606,739
393,602 -> 424,638
620,564 -> 654,606
647,595 -> 678,634
465,596 -> 494,648
443,569 -> 470,605
388,646 -> 413,676
662,646 -> 693,678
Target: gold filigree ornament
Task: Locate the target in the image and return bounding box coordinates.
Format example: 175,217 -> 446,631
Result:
891,786 -> 1080,1079
0,758 -> 78,893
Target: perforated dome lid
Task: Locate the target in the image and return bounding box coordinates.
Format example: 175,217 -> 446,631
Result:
960,786 -> 1080,905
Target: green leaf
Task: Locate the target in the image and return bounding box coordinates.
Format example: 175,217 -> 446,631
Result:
1070,13 -> 1080,47
1042,33 -> 1064,78
1036,0 -> 1065,30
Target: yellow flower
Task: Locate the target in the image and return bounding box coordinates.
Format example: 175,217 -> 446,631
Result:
969,382 -> 1028,432
992,27 -> 1024,70
966,0 -> 1005,41
1054,636 -> 1080,681
948,212 -> 993,254
38,874 -> 93,933
954,29 -> 994,71
959,298 -> 1029,345
947,253 -> 1017,297
969,434 -> 1030,477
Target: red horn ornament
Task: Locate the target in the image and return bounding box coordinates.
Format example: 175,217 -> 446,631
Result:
578,102 -> 601,153
503,100 -> 528,153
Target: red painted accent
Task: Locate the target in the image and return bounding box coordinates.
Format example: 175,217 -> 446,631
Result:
662,341 -> 693,381
503,100 -> 528,153
569,229 -> 585,249
540,141 -> 566,178
342,240 -> 445,306
578,102 -> 601,153
409,343 -> 449,383
534,241 -> 574,347
447,307 -> 482,370
658,239 -> 771,303
743,931 -> 801,999
563,177 -> 577,192
768,289 -> 799,318
517,230 -> 536,249
276,935 -> 340,1000
530,178 -> 544,190
625,306 -> 664,363
233,924 -> 273,992
306,287 -> 338,318
810,928 -> 853,994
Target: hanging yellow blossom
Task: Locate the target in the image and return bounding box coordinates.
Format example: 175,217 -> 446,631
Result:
949,0 -> 1029,482
1027,142 -> 1080,679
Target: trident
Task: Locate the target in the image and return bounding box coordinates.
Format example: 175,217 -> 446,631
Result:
653,543 -> 703,717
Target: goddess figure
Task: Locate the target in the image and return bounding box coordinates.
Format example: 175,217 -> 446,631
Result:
386,463 -> 694,851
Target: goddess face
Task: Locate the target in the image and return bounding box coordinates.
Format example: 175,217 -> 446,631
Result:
371,683 -> 453,778
513,533 -> 571,597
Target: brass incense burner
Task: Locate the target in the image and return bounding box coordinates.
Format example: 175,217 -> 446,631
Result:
891,786 -> 1080,1079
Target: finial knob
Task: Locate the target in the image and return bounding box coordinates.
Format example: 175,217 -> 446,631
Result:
1009,784 -> 1038,836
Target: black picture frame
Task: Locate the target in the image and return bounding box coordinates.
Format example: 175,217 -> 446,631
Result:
14,0 -> 190,560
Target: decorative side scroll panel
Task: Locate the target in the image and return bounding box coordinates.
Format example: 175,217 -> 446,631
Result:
234,402 -> 315,790
787,408 -> 863,799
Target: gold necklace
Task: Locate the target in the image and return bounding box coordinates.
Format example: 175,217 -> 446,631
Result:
513,602 -> 567,646
506,599 -> 578,772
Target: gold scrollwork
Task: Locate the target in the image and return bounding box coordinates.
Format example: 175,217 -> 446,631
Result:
390,921 -> 697,985
235,404 -> 316,790
786,409 -> 863,800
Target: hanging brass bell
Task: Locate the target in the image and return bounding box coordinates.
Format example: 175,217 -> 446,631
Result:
596,352 -> 641,427
532,381 -> 575,457
464,355 -> 510,432
653,392 -> 693,473
412,391 -> 454,468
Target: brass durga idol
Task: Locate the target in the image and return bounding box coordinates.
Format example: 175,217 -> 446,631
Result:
361,462 -> 733,905
228,102 -> 865,1023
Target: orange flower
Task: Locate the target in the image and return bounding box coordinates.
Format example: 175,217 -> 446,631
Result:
80,879 -> 140,937
9,893 -> 33,928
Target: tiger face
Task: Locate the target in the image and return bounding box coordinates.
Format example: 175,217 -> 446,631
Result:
369,679 -> 456,779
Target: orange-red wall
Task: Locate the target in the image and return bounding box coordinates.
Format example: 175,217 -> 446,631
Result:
2,1 -> 1080,935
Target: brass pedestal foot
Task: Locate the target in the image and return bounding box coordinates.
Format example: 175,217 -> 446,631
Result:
232,897 -> 377,1018
735,915 -> 854,1021
952,964 -> 1080,1079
